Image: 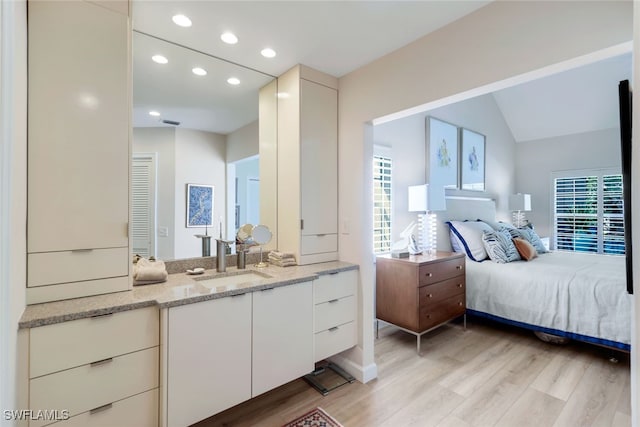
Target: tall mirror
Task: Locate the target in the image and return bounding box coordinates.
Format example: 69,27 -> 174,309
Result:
131,31 -> 276,260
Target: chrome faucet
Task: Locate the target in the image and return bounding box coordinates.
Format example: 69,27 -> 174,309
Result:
215,239 -> 233,272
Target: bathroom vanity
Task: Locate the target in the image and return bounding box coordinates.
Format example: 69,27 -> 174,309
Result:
19,263 -> 358,427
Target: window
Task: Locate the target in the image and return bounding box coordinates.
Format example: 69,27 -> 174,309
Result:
373,155 -> 392,253
553,169 -> 624,255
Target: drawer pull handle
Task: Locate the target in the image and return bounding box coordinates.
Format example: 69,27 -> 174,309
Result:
329,327 -> 339,332
425,314 -> 431,319
261,287 -> 275,292
425,273 -> 433,278
90,312 -> 114,319
329,271 -> 339,275
90,357 -> 113,367
328,299 -> 339,303
317,234 -> 327,237
456,265 -> 463,270
427,294 -> 433,298
231,293 -> 246,298
457,283 -> 463,288
90,403 -> 113,415
458,302 -> 463,306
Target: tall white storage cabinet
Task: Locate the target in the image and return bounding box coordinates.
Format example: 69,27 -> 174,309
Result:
277,65 -> 338,265
27,0 -> 130,304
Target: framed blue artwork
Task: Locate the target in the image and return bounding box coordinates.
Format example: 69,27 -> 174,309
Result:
426,116 -> 458,189
460,128 -> 486,191
186,183 -> 213,227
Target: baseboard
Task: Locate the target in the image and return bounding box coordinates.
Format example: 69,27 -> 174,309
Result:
328,353 -> 378,384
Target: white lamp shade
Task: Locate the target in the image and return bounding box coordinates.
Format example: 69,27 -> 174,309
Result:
408,184 -> 428,212
509,193 -> 531,211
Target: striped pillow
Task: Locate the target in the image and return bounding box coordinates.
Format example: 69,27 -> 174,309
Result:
482,230 -> 521,263
502,226 -> 548,254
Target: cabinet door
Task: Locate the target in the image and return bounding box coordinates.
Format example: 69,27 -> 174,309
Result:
252,282 -> 313,397
28,1 -> 129,252
300,80 -> 337,236
167,294 -> 251,427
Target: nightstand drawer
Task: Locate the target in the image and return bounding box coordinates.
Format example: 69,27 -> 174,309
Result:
30,347 -> 158,427
419,277 -> 465,305
314,295 -> 355,332
314,321 -> 356,362
418,257 -> 465,286
419,294 -> 465,330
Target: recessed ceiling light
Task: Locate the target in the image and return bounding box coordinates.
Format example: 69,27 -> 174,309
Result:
227,77 -> 240,85
220,32 -> 238,45
192,67 -> 207,76
172,14 -> 192,27
261,48 -> 276,58
149,111 -> 161,117
152,55 -> 168,64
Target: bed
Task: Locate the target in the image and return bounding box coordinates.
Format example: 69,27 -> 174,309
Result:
440,198 -> 632,351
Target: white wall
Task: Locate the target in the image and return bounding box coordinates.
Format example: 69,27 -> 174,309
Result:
133,127 -> 177,260
337,0 -> 632,382
226,120 -> 258,163
174,128 -> 227,259
374,94 -> 516,251
0,1 -> 27,424
516,127 -> 621,239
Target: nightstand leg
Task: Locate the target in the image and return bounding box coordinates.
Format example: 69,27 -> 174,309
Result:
464,314 -> 467,330
375,319 -> 379,339
417,334 -> 421,354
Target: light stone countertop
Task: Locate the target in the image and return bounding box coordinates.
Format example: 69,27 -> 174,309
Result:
19,261 -> 358,329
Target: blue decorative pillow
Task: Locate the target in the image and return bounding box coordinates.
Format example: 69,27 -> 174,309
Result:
502,226 -> 548,254
483,219 -> 516,232
482,230 -> 521,263
447,220 -> 494,262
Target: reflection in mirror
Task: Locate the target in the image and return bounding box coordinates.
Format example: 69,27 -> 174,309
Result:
131,31 -> 275,261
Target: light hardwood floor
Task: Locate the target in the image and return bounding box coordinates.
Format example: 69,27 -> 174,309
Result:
194,318 -> 631,427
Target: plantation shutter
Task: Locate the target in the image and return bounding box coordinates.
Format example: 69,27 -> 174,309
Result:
132,155 -> 156,258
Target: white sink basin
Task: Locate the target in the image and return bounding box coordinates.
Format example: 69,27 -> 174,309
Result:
194,272 -> 271,289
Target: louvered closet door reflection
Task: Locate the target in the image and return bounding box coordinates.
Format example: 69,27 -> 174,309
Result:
132,155 -> 156,258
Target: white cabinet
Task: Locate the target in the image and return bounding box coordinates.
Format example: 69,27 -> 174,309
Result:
313,270 -> 357,362
252,281 -> 313,396
166,294 -> 252,427
28,307 -> 159,427
163,282 -> 314,425
277,65 -> 338,265
27,0 -> 130,304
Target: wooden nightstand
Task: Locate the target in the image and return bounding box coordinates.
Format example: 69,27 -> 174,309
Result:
375,251 -> 466,353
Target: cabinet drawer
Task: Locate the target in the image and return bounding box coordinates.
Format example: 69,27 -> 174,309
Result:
419,294 -> 465,331
419,277 -> 465,305
314,321 -> 356,362
30,347 -> 158,427
313,269 -> 357,304
301,234 -> 337,255
418,257 -> 465,286
314,295 -> 355,333
49,389 -> 158,427
28,247 -> 129,287
30,307 -> 159,378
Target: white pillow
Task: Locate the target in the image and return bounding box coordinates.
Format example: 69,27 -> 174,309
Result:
447,220 -> 494,262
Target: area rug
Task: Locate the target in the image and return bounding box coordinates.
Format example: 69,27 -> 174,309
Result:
282,407 -> 343,427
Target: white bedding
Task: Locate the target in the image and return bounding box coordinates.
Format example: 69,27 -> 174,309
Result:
466,251 -> 632,347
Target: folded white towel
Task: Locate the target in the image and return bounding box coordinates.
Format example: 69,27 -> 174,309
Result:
269,251 -> 296,260
270,258 -> 297,267
134,258 -> 168,282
